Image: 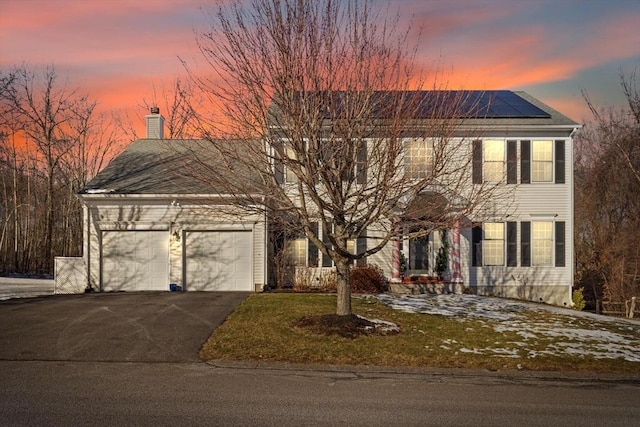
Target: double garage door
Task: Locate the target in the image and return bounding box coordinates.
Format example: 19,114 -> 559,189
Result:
102,230 -> 253,292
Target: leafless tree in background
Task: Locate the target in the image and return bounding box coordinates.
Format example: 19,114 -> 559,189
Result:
0,64 -> 122,274
188,0 -> 503,316
118,77 -> 202,140
575,70 -> 640,306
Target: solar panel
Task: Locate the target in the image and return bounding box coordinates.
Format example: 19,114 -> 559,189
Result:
288,90 -> 552,119
413,90 -> 551,119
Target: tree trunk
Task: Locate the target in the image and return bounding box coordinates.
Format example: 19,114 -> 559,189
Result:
335,256 -> 352,316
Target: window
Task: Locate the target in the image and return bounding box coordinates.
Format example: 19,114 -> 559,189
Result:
483,140 -> 504,182
285,146 -> 298,183
321,223 -> 363,267
532,221 -> 553,265
286,237 -> 307,266
532,140 -> 553,182
483,222 -> 504,266
408,232 -> 430,271
405,139 -> 433,179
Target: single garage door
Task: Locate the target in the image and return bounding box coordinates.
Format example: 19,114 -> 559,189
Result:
185,230 -> 253,291
102,231 -> 169,291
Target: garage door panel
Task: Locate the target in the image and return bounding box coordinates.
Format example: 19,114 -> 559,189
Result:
185,231 -> 253,291
102,231 -> 169,291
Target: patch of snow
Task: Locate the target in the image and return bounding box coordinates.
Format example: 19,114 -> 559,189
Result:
356,314 -> 401,334
377,293 -> 640,363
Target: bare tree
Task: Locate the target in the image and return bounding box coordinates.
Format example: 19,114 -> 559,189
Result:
189,0 -> 500,316
0,64 -> 123,274
575,70 -> 640,306
118,77 -> 202,140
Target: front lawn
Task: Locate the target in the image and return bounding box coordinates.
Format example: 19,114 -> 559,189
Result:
200,293 -> 640,374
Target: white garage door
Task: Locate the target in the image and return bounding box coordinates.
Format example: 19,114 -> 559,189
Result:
185,231 -> 253,291
102,231 -> 169,291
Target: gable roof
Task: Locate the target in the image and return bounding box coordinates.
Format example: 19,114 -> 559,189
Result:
80,138 -> 261,196
269,90 -> 578,128
83,90 -> 578,197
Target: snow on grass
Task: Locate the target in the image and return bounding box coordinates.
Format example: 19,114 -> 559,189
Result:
377,294 -> 640,362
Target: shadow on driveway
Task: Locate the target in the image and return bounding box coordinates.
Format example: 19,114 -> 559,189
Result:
0,292 -> 249,363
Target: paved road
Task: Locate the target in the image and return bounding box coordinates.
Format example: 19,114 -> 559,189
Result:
1,360 -> 639,426
1,293 -> 639,425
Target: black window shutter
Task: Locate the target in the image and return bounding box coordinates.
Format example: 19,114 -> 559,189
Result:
322,224 -> 332,267
555,140 -> 565,184
308,223 -> 319,267
521,221 -> 531,267
273,141 -> 284,184
356,229 -> 367,266
356,140 -> 367,184
507,140 -> 517,184
521,140 -> 530,184
507,221 -> 517,266
555,221 -> 566,267
472,225 -> 482,267
472,140 -> 482,184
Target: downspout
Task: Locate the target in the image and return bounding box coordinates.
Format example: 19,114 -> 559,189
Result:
81,199 -> 91,292
568,125 -> 581,305
264,209 -> 268,292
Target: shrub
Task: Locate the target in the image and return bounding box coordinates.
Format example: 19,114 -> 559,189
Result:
350,264 -> 388,294
292,268 -> 337,292
572,287 -> 586,311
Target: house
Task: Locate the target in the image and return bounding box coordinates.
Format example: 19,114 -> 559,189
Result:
69,90 -> 579,306
267,90 -> 580,306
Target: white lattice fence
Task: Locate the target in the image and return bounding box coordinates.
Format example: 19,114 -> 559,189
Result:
54,257 -> 86,294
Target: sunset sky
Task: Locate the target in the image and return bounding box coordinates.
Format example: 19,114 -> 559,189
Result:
1,0 -> 639,134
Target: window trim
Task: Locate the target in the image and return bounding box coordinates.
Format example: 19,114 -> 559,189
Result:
531,220 -> 554,266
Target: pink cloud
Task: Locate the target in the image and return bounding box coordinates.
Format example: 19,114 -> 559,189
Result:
1,0 -> 637,135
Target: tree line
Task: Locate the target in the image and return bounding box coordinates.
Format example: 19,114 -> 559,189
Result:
0,64 -> 200,276
574,71 -> 640,307
0,65 -> 122,275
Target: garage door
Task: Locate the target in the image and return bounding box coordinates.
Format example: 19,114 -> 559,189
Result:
185,231 -> 253,291
102,231 -> 169,291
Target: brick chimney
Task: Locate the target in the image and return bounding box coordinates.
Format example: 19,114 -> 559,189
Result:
145,107 -> 165,139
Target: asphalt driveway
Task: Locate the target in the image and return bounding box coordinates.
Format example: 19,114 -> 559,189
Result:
0,292 -> 248,363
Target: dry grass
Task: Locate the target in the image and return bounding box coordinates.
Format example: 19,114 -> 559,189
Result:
200,293 -> 639,373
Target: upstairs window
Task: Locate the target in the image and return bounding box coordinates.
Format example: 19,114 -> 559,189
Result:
521,140 -> 565,184
532,141 -> 553,182
285,146 -> 299,183
483,140 -> 504,182
405,139 -> 433,179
